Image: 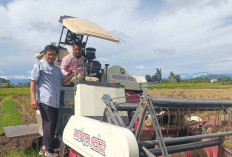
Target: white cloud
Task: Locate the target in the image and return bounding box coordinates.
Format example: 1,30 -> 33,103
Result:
136,65 -> 145,70
0,75 -> 30,79
0,0 -> 232,78
0,29 -> 12,41
163,0 -> 228,9
97,57 -> 110,63
153,47 -> 176,56
110,30 -> 130,43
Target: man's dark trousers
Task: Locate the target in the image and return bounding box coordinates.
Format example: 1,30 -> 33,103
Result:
39,103 -> 58,151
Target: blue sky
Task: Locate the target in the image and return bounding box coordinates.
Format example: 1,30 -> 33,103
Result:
0,0 -> 12,6
0,0 -> 232,79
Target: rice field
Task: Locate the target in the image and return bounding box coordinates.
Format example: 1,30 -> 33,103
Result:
150,82 -> 232,89
0,88 -> 35,125
0,89 -> 38,157
0,88 -> 30,97
1,85 -> 232,156
148,88 -> 232,100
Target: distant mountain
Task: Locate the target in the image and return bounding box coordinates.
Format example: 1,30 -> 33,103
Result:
192,72 -> 210,78
179,72 -> 209,79
10,79 -> 30,85
178,74 -> 190,79
222,73 -> 232,78
179,72 -> 232,79
200,74 -> 230,79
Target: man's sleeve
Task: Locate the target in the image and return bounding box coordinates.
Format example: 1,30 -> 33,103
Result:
60,56 -> 69,76
30,63 -> 40,82
60,69 -> 65,82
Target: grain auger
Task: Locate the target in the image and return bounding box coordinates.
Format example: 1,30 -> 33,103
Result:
102,94 -> 232,157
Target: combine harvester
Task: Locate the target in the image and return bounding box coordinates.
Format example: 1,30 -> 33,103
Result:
33,16 -> 232,157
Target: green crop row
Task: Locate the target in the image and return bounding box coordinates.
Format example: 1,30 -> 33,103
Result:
0,88 -> 30,96
0,100 -> 22,134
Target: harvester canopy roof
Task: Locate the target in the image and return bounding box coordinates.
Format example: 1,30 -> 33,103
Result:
60,16 -> 119,42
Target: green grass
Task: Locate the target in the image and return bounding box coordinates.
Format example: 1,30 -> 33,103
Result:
0,100 -> 22,134
4,149 -> 40,157
149,82 -> 232,90
0,94 -> 39,157
0,88 -> 30,97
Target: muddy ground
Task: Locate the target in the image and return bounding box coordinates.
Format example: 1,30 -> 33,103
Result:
0,95 -> 40,157
0,133 -> 41,157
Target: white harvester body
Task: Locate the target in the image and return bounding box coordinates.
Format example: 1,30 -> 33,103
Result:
63,115 -> 139,157
60,78 -> 143,156
74,83 -> 126,117
107,65 -> 147,93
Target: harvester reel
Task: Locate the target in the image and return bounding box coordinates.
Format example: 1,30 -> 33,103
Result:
102,94 -> 232,157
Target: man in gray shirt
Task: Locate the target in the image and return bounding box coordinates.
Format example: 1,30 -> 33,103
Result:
30,45 -> 79,157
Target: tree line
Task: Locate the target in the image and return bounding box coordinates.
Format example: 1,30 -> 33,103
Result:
145,71 -> 232,84
0,77 -> 30,88
0,78 -> 11,87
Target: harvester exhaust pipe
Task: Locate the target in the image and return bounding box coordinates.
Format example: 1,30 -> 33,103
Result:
105,64 -> 109,84
83,58 -> 87,81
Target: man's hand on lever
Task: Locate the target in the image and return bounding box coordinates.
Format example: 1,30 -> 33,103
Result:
72,68 -> 81,75
62,68 -> 81,85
